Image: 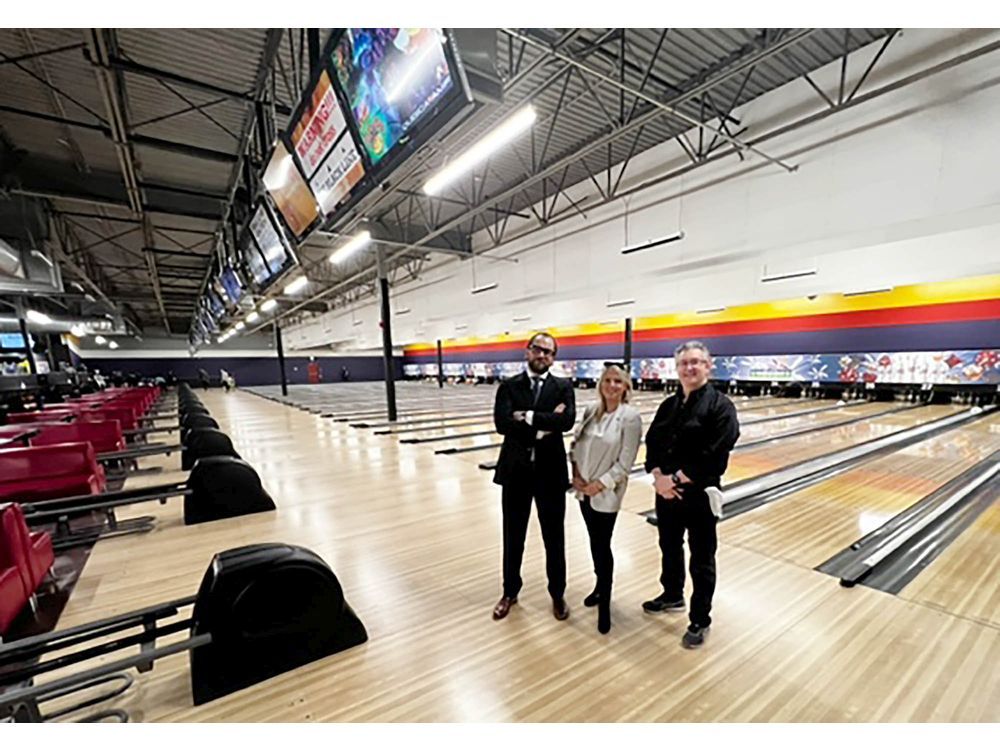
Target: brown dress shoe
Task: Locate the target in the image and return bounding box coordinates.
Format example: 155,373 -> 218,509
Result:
493,596 -> 517,620
552,597 -> 569,621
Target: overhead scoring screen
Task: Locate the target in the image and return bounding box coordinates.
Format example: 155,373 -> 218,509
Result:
262,141 -> 320,238
290,70 -> 366,216
220,266 -> 244,305
331,28 -> 455,165
248,203 -> 295,288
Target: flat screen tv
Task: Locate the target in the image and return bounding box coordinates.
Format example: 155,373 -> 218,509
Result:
262,140 -> 320,238
330,28 -> 468,167
220,265 -> 244,305
241,230 -> 271,289
0,332 -> 27,349
249,203 -> 296,282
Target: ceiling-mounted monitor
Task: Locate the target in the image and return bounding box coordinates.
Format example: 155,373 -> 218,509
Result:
242,203 -> 298,294
330,28 -> 470,168
262,140 -> 320,239
219,265 -> 244,306
289,69 -> 366,218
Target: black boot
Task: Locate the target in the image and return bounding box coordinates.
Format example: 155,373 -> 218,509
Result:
583,589 -> 600,607
597,600 -> 611,634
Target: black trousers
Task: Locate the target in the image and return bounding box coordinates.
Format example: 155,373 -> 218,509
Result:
579,498 -> 618,600
501,482 -> 566,600
655,489 -> 718,627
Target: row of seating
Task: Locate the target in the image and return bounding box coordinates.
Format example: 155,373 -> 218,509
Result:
0,385 -> 170,638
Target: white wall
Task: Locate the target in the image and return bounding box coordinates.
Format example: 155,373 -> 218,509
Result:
286,29 -> 1000,350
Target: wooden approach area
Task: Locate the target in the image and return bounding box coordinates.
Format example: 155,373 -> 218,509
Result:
49,385 -> 1000,722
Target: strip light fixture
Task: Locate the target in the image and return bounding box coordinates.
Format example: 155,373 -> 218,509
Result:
621,231 -> 685,255
761,269 -> 817,283
843,287 -> 893,297
471,282 -> 498,295
284,276 -> 309,295
246,311 -> 260,324
606,299 -> 635,308
26,310 -> 52,325
329,230 -> 372,264
260,299 -> 278,312
423,106 -> 537,196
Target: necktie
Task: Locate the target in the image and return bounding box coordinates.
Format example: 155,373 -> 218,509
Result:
531,376 -> 542,405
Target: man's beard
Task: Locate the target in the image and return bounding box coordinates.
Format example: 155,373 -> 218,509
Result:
528,359 -> 550,374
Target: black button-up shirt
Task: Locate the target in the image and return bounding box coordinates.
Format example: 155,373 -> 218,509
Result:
643,382 -> 740,488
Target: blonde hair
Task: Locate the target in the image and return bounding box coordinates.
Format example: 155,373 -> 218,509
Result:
596,364 -> 632,418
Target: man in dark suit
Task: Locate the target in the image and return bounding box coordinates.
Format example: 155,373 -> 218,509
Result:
492,332 -> 577,622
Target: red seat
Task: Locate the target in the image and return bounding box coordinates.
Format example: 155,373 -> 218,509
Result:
29,420 -> 126,454
5,504 -> 54,591
0,442 -> 107,504
6,410 -> 75,424
0,503 -> 54,636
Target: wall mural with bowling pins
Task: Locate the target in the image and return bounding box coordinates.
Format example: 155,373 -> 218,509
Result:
403,274 -> 1000,386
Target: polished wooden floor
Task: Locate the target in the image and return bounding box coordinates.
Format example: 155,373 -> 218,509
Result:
48,386 -> 1000,722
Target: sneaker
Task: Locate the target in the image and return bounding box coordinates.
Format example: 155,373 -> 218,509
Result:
641,594 -> 686,614
681,624 -> 710,649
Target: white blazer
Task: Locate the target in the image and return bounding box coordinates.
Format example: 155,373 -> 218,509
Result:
569,402 -> 642,513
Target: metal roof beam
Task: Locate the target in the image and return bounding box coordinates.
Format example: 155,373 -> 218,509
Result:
104,54 -> 292,116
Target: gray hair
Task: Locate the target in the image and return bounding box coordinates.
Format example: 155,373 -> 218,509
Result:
674,340 -> 711,359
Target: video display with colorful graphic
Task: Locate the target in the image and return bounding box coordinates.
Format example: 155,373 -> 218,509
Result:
331,28 -> 454,165
262,141 -> 320,238
290,69 -> 365,216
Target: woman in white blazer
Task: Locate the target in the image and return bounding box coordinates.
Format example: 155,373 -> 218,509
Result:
569,364 -> 642,634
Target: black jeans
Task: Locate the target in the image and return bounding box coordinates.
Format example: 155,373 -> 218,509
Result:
655,489 -> 718,627
501,483 -> 566,600
579,498 -> 618,601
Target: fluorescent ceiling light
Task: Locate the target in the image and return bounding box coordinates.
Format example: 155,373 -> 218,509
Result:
352,319 -> 363,327
70,325 -> 86,337
696,307 -> 726,314
284,276 -> 309,295
26,309 -> 52,325
260,299 -> 278,312
395,307 -> 411,315
94,335 -> 107,345
108,341 -> 119,350
246,311 -> 260,324
843,287 -> 893,297
621,231 -> 685,255
235,321 -> 245,331
606,299 -> 635,308
454,323 -> 468,330
512,315 -> 532,322
760,269 -> 817,283
329,230 -> 372,264
471,282 -> 498,295
423,106 -> 537,196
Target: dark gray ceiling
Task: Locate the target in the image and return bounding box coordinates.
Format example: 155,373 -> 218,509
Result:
0,28 -> 896,335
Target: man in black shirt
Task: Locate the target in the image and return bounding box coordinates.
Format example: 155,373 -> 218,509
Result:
492,332 -> 576,622
642,341 -> 739,648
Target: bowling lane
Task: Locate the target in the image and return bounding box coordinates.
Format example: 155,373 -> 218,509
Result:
737,400 -> 904,442
723,404 -> 965,483
722,414 -> 1000,570
618,404 -> 965,512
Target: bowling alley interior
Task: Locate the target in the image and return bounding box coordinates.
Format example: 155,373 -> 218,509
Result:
0,23 -> 998,726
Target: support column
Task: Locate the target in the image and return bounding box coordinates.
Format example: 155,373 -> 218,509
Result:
624,317 -> 633,371
436,339 -> 444,389
376,248 -> 398,421
274,322 -> 288,396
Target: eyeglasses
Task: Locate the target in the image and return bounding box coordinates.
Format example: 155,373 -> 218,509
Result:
677,358 -> 708,368
528,344 -> 555,356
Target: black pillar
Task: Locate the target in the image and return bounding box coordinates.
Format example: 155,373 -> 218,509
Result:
18,315 -> 37,375
624,317 -> 633,371
436,339 -> 444,389
274,322 -> 288,396
378,276 -> 398,421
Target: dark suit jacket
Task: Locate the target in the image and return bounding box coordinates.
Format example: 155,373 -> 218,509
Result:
493,371 -> 576,490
